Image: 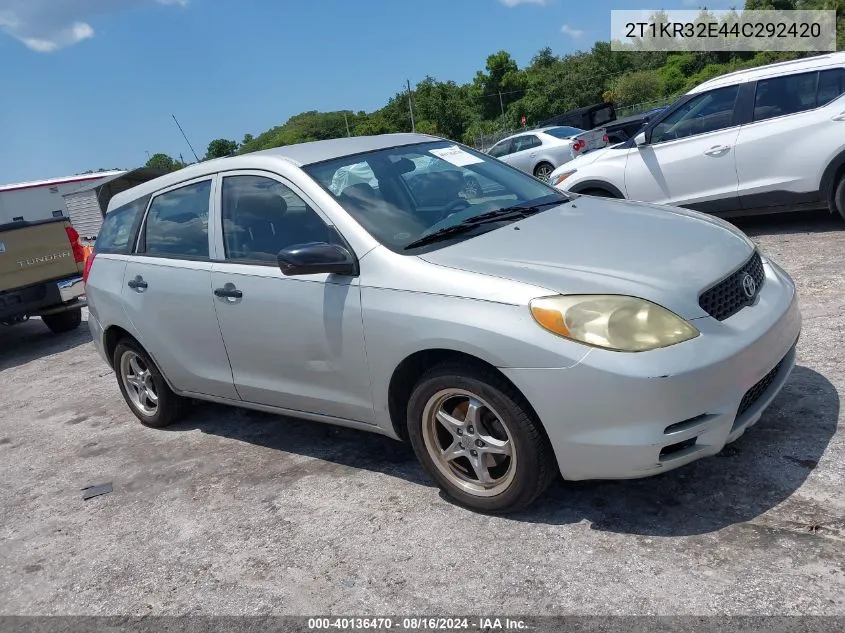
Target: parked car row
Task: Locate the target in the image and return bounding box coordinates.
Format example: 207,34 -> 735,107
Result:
548,52 -> 845,222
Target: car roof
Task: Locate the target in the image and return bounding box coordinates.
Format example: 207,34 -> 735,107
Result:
688,51 -> 845,94
107,133 -> 439,212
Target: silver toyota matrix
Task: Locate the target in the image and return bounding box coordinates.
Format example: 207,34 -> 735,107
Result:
85,133 -> 801,513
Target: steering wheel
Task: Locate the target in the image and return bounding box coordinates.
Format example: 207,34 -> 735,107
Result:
438,199 -> 470,221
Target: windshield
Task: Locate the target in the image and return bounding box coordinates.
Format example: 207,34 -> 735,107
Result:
543,126 -> 583,139
303,141 -> 568,252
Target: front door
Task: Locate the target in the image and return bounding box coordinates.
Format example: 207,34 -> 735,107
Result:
121,177 -> 238,399
624,84 -> 742,211
210,172 -> 375,424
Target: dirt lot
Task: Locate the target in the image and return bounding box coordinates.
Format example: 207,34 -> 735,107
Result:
1,211 -> 843,616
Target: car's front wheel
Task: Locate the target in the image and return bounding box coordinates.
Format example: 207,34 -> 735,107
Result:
834,175 -> 845,222
407,362 -> 557,513
533,162 -> 554,180
113,339 -> 186,428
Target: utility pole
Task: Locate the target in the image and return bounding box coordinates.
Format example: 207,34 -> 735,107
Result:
407,79 -> 416,133
344,112 -> 351,137
498,90 -> 506,128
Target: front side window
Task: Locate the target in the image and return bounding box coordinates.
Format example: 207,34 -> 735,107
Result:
304,141 -> 568,253
97,195 -> 149,254
221,175 -> 333,262
651,85 -> 740,144
142,180 -> 211,259
488,140 -> 512,157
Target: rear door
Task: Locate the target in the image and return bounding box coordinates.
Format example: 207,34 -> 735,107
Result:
505,135 -> 543,173
734,67 -> 845,208
624,84 -> 742,211
121,176 -> 238,399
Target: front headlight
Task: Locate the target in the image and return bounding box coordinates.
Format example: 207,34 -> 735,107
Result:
529,295 -> 699,352
550,169 -> 577,187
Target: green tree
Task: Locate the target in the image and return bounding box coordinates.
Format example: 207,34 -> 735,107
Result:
606,70 -> 666,108
205,139 -> 239,160
145,153 -> 182,172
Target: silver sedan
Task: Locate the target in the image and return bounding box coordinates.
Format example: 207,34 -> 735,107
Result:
85,133 -> 801,514
487,126 -> 605,179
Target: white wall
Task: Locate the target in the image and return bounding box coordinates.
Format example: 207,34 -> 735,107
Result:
0,174 -> 121,224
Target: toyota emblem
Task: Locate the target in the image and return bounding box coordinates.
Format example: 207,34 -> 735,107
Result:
741,273 -> 757,299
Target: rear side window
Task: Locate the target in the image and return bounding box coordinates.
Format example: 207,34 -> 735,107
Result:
754,68 -> 845,122
141,180 -> 211,259
95,195 -> 149,254
817,68 -> 845,107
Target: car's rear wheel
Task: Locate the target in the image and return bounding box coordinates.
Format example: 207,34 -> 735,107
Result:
407,362 -> 556,513
533,162 -> 554,180
41,307 -> 82,334
113,339 -> 186,428
834,175 -> 845,221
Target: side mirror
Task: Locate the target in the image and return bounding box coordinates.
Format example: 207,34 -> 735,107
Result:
277,242 -> 358,277
634,132 -> 648,147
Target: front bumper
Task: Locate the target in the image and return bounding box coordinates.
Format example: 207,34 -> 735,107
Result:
502,259 -> 801,481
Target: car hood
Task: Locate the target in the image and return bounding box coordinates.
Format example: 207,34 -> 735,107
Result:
418,196 -> 756,320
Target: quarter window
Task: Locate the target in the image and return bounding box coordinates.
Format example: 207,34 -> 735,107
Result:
816,68 -> 845,107
651,85 -> 740,144
96,195 -> 149,254
143,180 -> 211,259
221,175 -> 333,263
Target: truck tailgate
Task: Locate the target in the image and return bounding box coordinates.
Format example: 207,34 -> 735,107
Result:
0,218 -> 83,294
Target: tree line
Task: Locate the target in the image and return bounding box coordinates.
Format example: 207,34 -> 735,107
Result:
145,0 -> 844,173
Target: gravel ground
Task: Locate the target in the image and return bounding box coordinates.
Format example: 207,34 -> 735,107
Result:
1,211 -> 843,616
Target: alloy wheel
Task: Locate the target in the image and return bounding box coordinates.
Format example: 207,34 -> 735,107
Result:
421,388 -> 516,497
120,351 -> 159,417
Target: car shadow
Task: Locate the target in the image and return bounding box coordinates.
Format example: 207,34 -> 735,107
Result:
168,365 -> 836,535
729,209 -> 843,237
0,314 -> 92,372
168,403 -> 429,486
510,365 -> 839,535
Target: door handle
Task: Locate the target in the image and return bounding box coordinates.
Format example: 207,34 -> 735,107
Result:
127,276 -> 148,291
214,285 -> 243,300
704,145 -> 731,156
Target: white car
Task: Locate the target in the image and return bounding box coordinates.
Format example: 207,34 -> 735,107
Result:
488,126 -> 606,180
548,52 -> 845,221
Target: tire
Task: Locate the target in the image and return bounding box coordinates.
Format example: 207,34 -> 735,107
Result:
113,338 -> 186,428
406,362 -> 557,514
41,308 -> 82,334
533,162 -> 554,180
580,188 -> 617,198
834,175 -> 845,222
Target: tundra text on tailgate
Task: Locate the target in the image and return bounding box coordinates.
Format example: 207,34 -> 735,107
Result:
0,217 -> 88,334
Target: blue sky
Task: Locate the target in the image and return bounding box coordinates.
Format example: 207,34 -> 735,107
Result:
0,0 -> 736,183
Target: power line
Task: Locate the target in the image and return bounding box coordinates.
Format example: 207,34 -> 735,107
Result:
172,114 -> 200,163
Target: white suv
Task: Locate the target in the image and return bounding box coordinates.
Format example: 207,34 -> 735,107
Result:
548,52 -> 845,221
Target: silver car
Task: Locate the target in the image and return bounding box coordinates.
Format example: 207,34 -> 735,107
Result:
487,126 -> 603,179
84,133 -> 801,514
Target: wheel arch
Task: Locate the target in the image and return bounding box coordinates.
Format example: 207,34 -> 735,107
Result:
820,148 -> 845,212
568,180 -> 625,198
102,325 -> 182,394
386,348 -> 546,445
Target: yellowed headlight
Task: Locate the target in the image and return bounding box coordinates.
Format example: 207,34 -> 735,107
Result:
551,170 -> 577,187
529,295 -> 699,352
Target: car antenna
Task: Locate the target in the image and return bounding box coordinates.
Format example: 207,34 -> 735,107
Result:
172,114 -> 200,163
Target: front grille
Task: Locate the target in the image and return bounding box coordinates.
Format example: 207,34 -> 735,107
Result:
699,251 -> 765,321
737,358 -> 784,418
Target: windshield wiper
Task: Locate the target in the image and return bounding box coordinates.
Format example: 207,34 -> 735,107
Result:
404,199 -> 568,250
